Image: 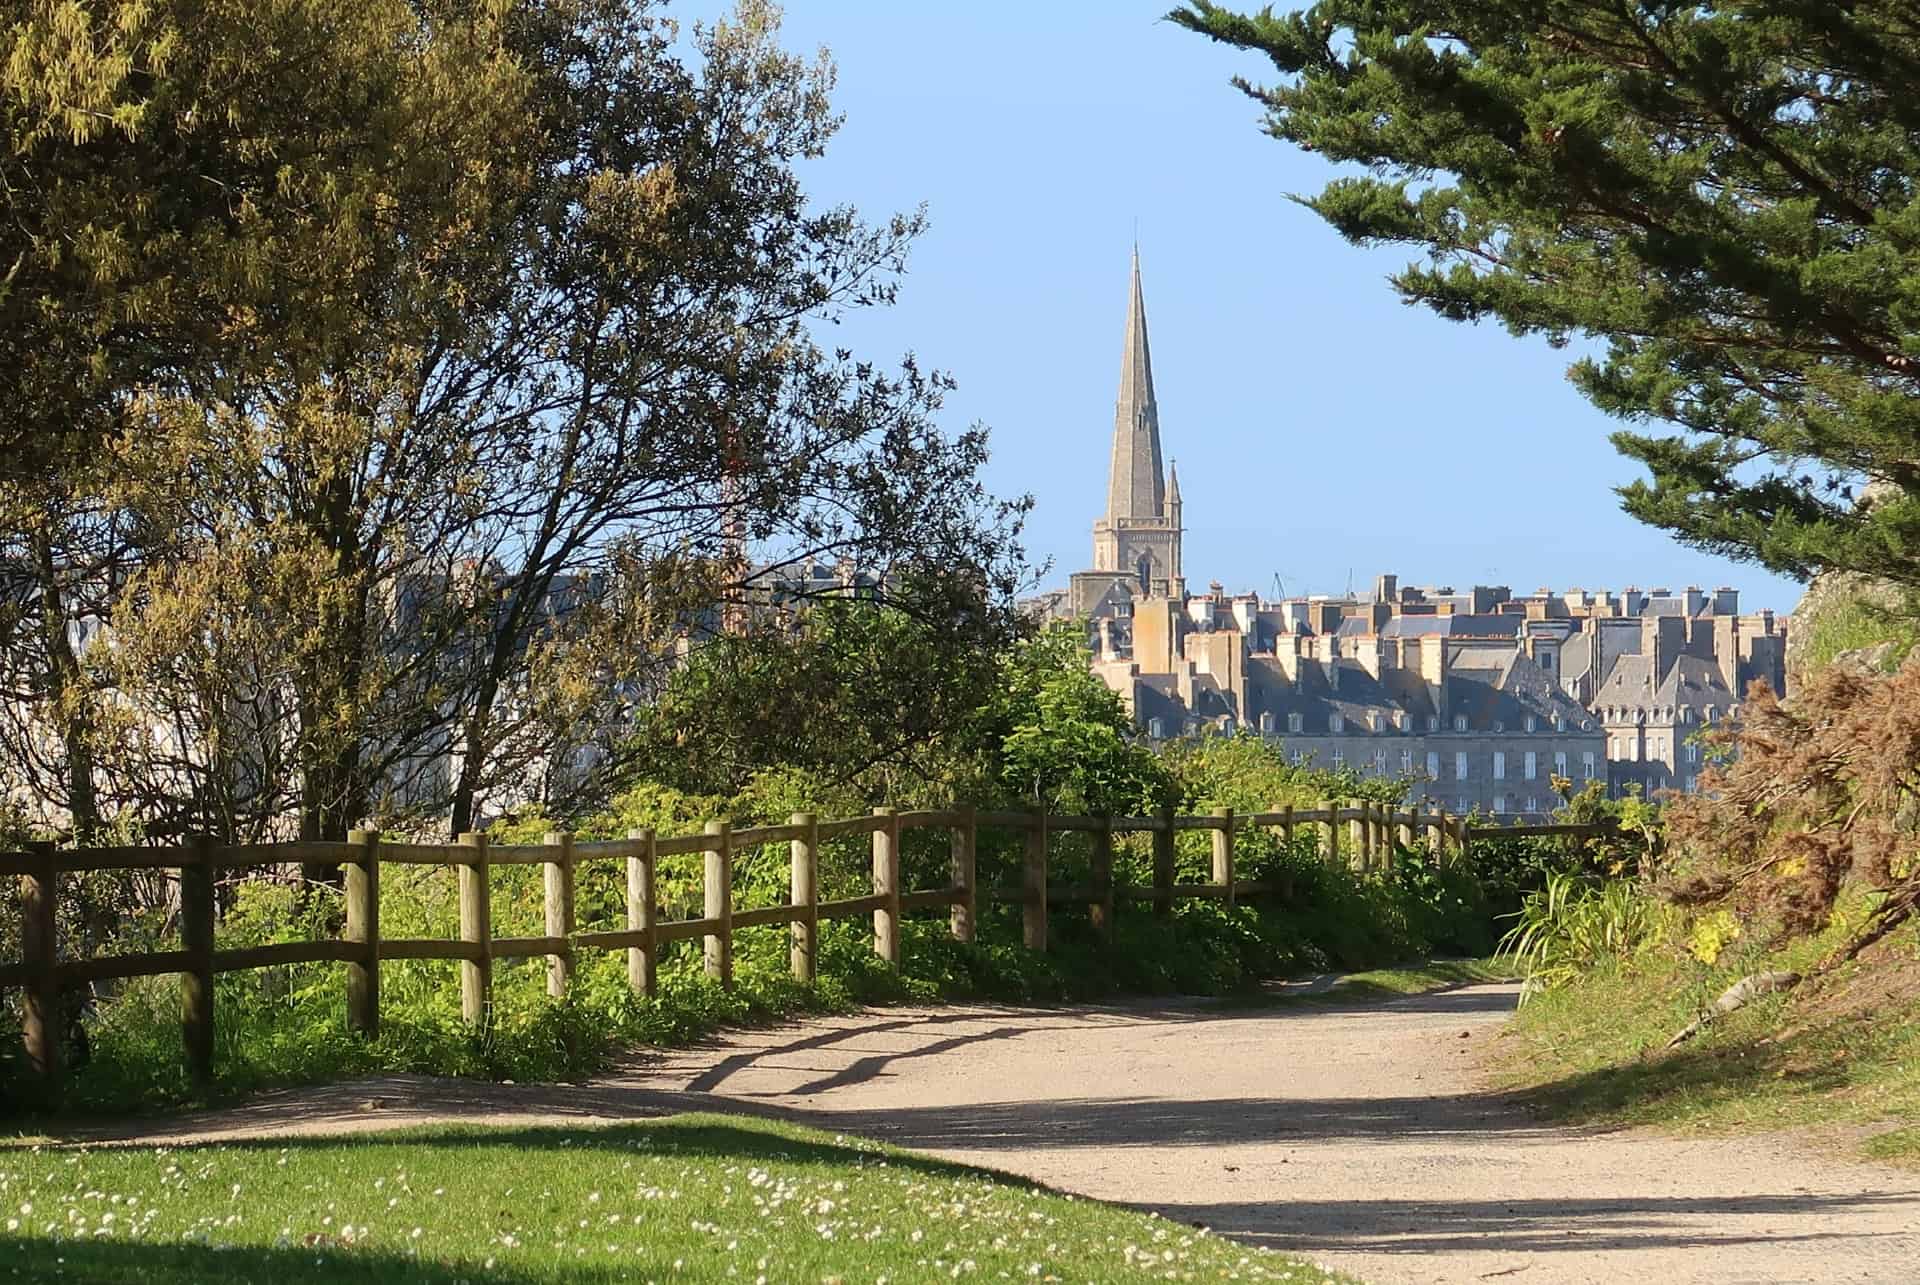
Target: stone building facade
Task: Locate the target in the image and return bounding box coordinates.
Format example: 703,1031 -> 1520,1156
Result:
1037,252 -> 1792,814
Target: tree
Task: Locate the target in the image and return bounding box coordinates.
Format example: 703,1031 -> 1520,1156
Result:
624,592 -> 1022,805
1172,1 -> 1920,589
2,0 -> 1028,849
987,626 -> 1171,815
2,0 -> 535,842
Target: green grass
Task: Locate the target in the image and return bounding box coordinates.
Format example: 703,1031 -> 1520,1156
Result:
1212,957 -> 1510,1011
1796,588 -> 1920,673
1490,925 -> 1920,1165
0,1114 -> 1351,1283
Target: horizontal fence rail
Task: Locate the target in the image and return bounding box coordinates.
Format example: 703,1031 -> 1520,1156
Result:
0,802 -> 1614,1092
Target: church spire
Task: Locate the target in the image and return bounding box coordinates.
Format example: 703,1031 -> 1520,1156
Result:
1105,246 -> 1166,523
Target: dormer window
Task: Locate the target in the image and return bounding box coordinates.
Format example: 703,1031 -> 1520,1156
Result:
1148,717 -> 1166,740
1369,711 -> 1385,732
1287,712 -> 1303,735
1524,715 -> 1537,733
1329,713 -> 1345,734
1453,714 -> 1468,732
1427,715 -> 1439,732
1259,711 -> 1274,734
1554,714 -> 1566,733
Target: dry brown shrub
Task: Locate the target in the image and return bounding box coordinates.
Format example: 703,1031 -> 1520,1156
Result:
1665,655 -> 1920,971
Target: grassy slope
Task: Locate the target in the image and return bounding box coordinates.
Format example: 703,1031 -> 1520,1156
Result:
0,1114 -> 1352,1284
1213,958 -> 1510,1011
1489,925 -> 1920,1166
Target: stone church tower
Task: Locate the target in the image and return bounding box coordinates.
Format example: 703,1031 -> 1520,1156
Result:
1074,250 -> 1182,615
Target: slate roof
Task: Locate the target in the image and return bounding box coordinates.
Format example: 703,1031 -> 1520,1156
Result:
1595,651 -> 1734,714
1239,648 -> 1590,738
1379,615 -> 1522,639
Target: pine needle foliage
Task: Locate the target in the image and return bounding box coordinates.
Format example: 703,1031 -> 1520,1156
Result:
1172,1 -> 1920,587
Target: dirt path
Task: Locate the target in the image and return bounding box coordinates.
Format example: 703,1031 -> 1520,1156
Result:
48,982 -> 1920,1283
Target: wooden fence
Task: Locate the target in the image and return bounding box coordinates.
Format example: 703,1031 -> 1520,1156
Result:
0,800 -> 1609,1093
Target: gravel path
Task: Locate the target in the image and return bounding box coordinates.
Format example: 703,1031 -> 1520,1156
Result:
49,981 -> 1920,1283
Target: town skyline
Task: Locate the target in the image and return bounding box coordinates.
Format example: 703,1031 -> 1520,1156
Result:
680,1 -> 1805,613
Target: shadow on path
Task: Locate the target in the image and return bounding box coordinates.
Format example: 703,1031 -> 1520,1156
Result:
1139,1192 -> 1920,1256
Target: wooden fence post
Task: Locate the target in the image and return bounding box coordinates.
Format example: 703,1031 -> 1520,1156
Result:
1023,812 -> 1049,951
345,828 -> 381,1036
1321,798 -> 1339,863
1152,805 -> 1175,917
950,804 -> 976,944
20,840 -> 58,1092
1090,815 -> 1114,941
1277,803 -> 1297,902
458,831 -> 491,1025
627,828 -> 656,997
1211,806 -> 1235,906
1351,800 -> 1369,869
790,813 -> 818,981
1424,805 -> 1442,856
704,820 -> 732,987
544,831 -> 574,999
872,807 -> 901,967
180,835 -> 215,1088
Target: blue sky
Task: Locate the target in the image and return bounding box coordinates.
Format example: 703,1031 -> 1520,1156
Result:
687,1 -> 1804,614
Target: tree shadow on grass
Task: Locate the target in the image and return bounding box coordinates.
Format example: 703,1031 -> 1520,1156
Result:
1518,1029 -> 1871,1126
74,1111 -> 1053,1189
2,1240 -> 578,1285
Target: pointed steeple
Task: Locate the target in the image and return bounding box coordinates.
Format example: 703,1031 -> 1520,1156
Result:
1166,459 -> 1182,506
1105,247 -> 1166,522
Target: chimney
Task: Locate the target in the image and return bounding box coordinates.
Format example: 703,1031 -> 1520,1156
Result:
1354,636 -> 1383,680
1374,573 -> 1399,605
1713,614 -> 1739,695
1275,633 -> 1304,690
1640,614 -> 1685,682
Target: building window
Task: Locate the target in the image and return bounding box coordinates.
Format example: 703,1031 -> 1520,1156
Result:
1148,718 -> 1165,740
1332,748 -> 1345,769
1373,749 -> 1387,774
1259,711 -> 1274,734
1554,714 -> 1566,733
1288,712 -> 1303,735
1493,752 -> 1507,780
1401,748 -> 1414,774
1427,715 -> 1439,732
1554,750 -> 1568,778
1458,798 -> 1470,815
1330,713 -> 1345,734
1453,714 -> 1468,732
1492,796 -> 1507,814
1426,751 -> 1440,780
1688,742 -> 1701,764
1455,751 -> 1469,780
1583,751 -> 1596,780
1524,715 -> 1537,733
1524,796 -> 1537,814
1524,751 -> 1537,780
